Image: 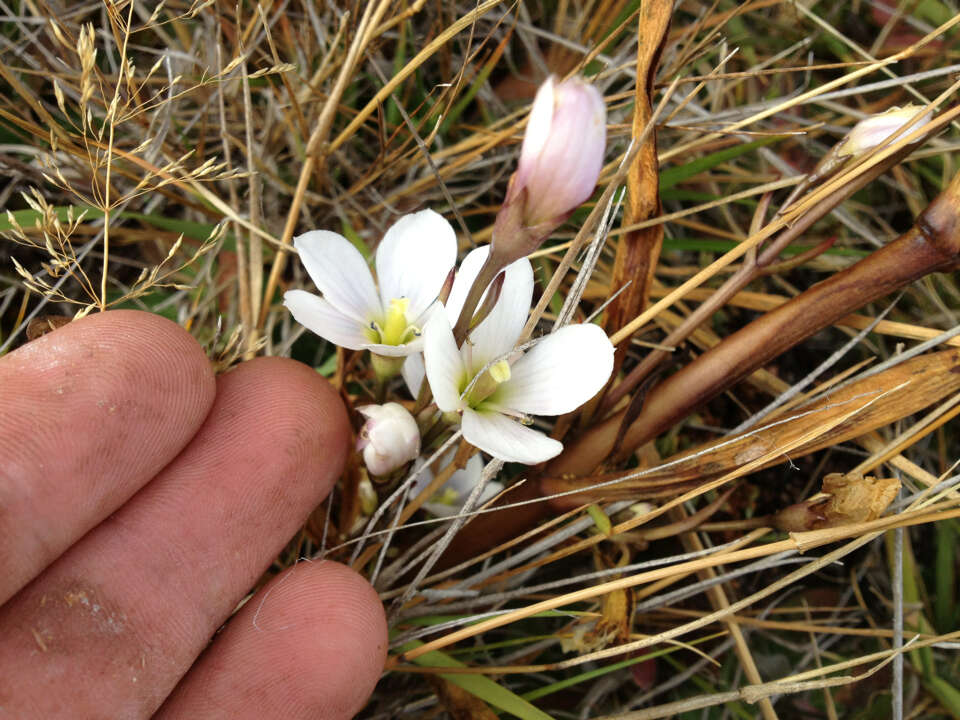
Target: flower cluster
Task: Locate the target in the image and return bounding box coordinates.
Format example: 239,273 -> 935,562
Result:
284,75 -> 610,507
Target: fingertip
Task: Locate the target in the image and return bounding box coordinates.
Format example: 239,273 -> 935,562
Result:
8,309 -> 212,384
157,561 -> 386,719
215,356 -> 351,503
0,309 -> 216,604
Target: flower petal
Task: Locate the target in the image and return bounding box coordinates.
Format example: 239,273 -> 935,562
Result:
402,353 -> 426,398
510,76 -> 556,200
423,311 -> 467,413
424,480 -> 503,518
423,502 -> 460,518
523,79 -> 606,224
495,323 -> 613,416
357,402 -> 420,476
446,453 -> 488,496
461,408 -> 563,464
463,253 -> 534,374
408,455 -> 437,499
840,105 -> 932,157
362,339 -> 423,357
294,230 -> 381,323
283,290 -> 370,350
376,210 -> 458,321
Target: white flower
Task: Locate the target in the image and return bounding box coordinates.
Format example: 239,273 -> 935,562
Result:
421,247 -> 614,464
507,75 -> 606,226
356,402 -> 421,476
402,246 -> 529,398
283,209 -> 457,357
411,451 -> 500,517
839,105 -> 932,157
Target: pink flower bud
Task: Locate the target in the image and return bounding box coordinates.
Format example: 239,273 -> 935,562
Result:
508,75 -> 606,226
839,105 -> 932,157
356,403 -> 420,476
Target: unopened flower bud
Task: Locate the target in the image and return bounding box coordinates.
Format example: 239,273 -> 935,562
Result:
839,105 -> 932,157
357,476 -> 378,515
491,76 -> 606,267
509,76 -> 606,225
356,402 -> 420,476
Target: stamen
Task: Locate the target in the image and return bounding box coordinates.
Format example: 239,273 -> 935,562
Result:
490,359 -> 511,383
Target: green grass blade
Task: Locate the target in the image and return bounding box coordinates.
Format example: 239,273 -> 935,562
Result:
934,521 -> 958,632
0,205 -> 104,231
521,632 -> 725,702
659,137 -> 781,190
925,675 -> 960,719
399,640 -> 556,720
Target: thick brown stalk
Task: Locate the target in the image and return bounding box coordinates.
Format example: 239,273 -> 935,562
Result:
437,344 -> 960,569
550,170 -> 960,478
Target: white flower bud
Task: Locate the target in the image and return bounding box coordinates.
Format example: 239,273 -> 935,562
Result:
508,75 -> 606,226
839,105 -> 932,157
356,403 -> 420,476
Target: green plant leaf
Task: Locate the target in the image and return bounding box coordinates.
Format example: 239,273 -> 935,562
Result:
889,532 -> 935,676
934,521 -> 958,632
123,211 -> 225,244
315,353 -> 338,377
925,675 -> 960,719
0,205 -> 104,231
586,503 -> 612,535
521,632 -> 725,702
0,206 -> 229,247
659,137 -> 782,190
398,640 -> 556,720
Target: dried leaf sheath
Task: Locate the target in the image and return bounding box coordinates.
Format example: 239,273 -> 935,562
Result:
602,0 -> 672,371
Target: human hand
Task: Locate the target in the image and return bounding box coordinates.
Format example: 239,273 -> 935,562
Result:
0,310 -> 386,718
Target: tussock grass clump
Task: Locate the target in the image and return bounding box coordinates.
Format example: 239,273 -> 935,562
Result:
2,1 -> 960,717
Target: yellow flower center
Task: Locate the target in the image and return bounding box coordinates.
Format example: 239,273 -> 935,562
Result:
436,487 -> 461,506
381,297 -> 411,345
365,297 -> 420,347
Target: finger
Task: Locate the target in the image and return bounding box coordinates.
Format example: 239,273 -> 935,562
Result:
0,357 -> 351,718
0,310 -> 215,606
156,561 -> 386,720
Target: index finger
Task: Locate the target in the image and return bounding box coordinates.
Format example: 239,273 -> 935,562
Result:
0,310 -> 215,605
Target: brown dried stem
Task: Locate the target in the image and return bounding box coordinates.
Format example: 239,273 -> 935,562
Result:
601,0 -> 672,373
